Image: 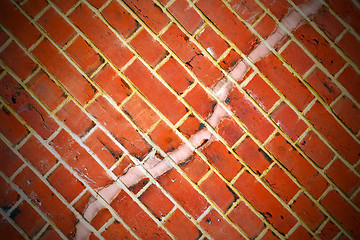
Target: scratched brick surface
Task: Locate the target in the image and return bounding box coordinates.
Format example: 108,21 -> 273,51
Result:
0,0 -> 359,239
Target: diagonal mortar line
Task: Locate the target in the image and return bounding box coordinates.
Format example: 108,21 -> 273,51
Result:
75,1 -> 329,239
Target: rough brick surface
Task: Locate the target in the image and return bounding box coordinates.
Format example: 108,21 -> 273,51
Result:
1,0 -> 359,239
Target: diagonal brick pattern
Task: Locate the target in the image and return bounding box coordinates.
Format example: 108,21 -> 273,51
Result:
0,0 -> 359,239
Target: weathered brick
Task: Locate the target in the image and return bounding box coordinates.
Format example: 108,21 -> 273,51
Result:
179,153 -> 209,183
220,49 -> 241,72
101,220 -> 135,240
90,208 -> 111,230
196,25 -> 228,60
92,64 -> 132,104
226,88 -> 275,142
0,74 -> 59,139
111,190 -> 171,239
185,84 -> 216,119
0,28 -> 9,46
202,140 -> 242,181
254,14 -> 277,40
69,3 -> 133,69
0,175 -> 20,211
288,226 -> 313,240
27,70 -> 67,111
168,0 -> 203,34
266,133 -> 329,199
66,36 -> 103,75
19,136 -> 58,175
0,106 -> 29,145
260,0 -> 291,20
164,209 -> 201,240
14,167 -> 76,238
337,66 -> 360,104
281,41 -> 314,76
56,100 -> 94,137
305,101 -> 360,165
32,38 -> 96,105
112,155 -> 134,178
50,129 -> 112,188
317,220 -> 340,240
0,216 -> 25,239
197,0 -> 258,55
262,230 -> 280,240
326,0 -> 360,34
124,59 -> 187,125
333,96 -> 360,134
149,121 -> 182,153
217,117 -> 245,146
338,32 -> 360,72
87,0 -> 107,8
38,226 -> 62,240
22,0 -> 48,18
230,0 -> 264,25
0,41 -> 37,81
313,6 -> 345,41
234,171 -> 297,235
87,96 -> 151,159
256,53 -> 314,111
37,7 -> 76,46
178,114 -> 202,139
321,190 -> 360,239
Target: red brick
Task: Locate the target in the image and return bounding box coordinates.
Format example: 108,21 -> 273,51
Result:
197,0 -> 258,55
69,3 -> 133,69
313,6 -> 345,41
235,136 -> 272,174
197,26 -> 229,60
179,153 -> 209,183
254,14 -> 277,39
122,93 -> 159,132
200,172 -> 236,212
101,220 -> 136,240
85,128 -> 123,168
326,158 -> 360,196
321,190 -> 360,239
326,0 -> 360,35
201,209 -> 245,239
294,23 -> 345,76
66,36 -> 103,75
73,190 -> 93,215
112,155 -> 134,178
202,140 -> 242,181
260,0 -> 291,20
164,209 -> 201,240
111,190 -> 171,239
47,164 -> 84,203
298,131 -> 334,169
227,88 -> 275,142
228,201 -> 265,239
102,1 -> 139,39
288,226 -> 314,240
14,167 -> 76,238
140,184 -> 174,219
317,220 -> 340,240
87,96 -> 151,159
244,74 -> 280,112
149,121 -> 182,153
338,32 -> 360,71
337,66 -> 360,104
123,0 -> 170,34
281,41 -> 314,76
37,7 -> 76,46
87,0 -> 107,8
217,117 -> 245,146
11,201 -> 46,238
338,234 -> 351,240
50,129 -> 112,188
256,53 -> 314,111
220,49 -> 241,72
51,0 -> 77,13
124,59 -> 187,125
32,39 -> 96,105
157,57 -> 194,94
161,24 -> 224,87
158,168 -> 210,218
262,230 -> 280,240
291,193 -> 326,231
0,216 -> 25,240
0,41 -> 37,81
93,64 -> 132,104
234,171 -> 297,235
129,178 -> 150,194
178,114 -> 202,139
19,136 -> 57,175
333,96 -> 360,134
0,74 -> 59,139
230,0 -> 264,24
0,106 -> 29,145
27,70 -> 67,111
185,84 -> 216,119
0,0 -> 41,48
0,28 -> 9,46
354,191 -> 360,208
270,102 -> 308,141
90,208 -> 112,230
305,101 -> 360,165
56,100 -> 94,137
0,176 -> 20,211
168,0 -> 203,34
130,29 -> 167,68
22,0 -> 48,18
264,164 -> 300,203
306,68 -> 341,104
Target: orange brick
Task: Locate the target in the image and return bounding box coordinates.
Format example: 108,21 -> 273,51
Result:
179,153 -> 209,183
281,41 -> 314,76
333,96 -> 360,134
254,14 -> 277,39
168,0 -> 203,34
0,106 -> 29,145
216,117 -> 245,146
230,0 -> 264,24
185,84 -> 216,119
164,209 -> 201,239
149,121 -> 182,153
101,221 -> 135,239
196,25 -> 228,59
317,220 -> 340,240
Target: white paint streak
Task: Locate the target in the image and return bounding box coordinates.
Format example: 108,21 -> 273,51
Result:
75,1 -> 323,239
